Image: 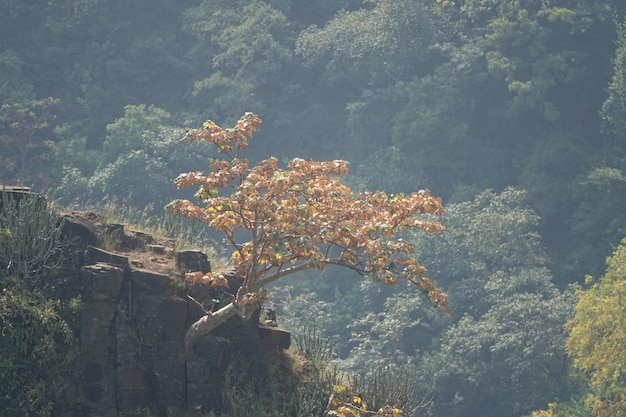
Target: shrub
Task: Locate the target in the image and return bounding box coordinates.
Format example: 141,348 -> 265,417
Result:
0,286 -> 76,416
0,191 -> 64,289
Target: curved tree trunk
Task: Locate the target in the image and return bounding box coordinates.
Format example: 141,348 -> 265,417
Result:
184,302 -> 239,354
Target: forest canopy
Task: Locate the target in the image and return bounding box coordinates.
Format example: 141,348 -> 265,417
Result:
2,1 -> 626,416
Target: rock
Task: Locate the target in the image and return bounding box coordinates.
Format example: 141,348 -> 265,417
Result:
120,228 -> 155,251
153,342 -> 186,409
176,249 -> 211,272
186,360 -> 213,384
186,359 -> 222,414
130,268 -> 171,293
195,335 -> 231,369
116,367 -> 154,411
186,383 -> 221,415
149,244 -> 166,254
134,294 -> 187,346
17,187 -> 295,416
61,212 -> 99,248
0,185 -> 45,210
115,318 -> 141,365
259,326 -> 291,350
79,263 -> 124,302
85,246 -> 130,273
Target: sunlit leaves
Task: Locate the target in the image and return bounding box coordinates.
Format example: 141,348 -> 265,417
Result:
326,379 -> 408,417
565,237 -> 626,417
168,113 -> 447,315
184,271 -> 229,289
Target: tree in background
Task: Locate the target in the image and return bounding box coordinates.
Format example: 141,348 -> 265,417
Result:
53,104 -> 214,208
529,237 -> 626,417
273,188 -> 574,416
167,113 -> 448,352
565,238 -> 626,417
0,97 -> 58,186
414,189 -> 574,417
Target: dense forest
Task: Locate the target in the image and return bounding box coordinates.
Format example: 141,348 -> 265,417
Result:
2,0 -> 626,416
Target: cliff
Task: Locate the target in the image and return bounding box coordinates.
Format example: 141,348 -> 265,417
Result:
2,187 -> 293,417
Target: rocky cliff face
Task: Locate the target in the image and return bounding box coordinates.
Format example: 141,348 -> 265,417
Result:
4,187 -> 292,417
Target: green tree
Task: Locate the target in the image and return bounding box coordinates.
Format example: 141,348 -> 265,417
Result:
413,188 -> 574,417
0,192 -> 65,290
54,104 -> 213,208
601,17 -> 626,146
295,0 -> 453,163
0,287 -> 76,417
185,0 -> 294,121
0,50 -> 33,103
553,16 -> 626,284
0,97 -> 58,186
564,238 -> 626,417
422,290 -> 572,417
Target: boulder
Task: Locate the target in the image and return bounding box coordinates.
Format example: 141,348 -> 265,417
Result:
176,249 -> 211,272
85,246 -> 130,273
259,326 -> 291,350
79,263 -> 124,302
61,212 -> 99,248
130,268 -> 171,293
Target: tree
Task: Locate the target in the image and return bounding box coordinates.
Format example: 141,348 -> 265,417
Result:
411,189 -> 573,417
0,97 -> 58,185
53,104 -> 214,208
184,0 -> 294,122
528,237 -> 626,417
167,112 -> 448,352
564,237 -> 626,417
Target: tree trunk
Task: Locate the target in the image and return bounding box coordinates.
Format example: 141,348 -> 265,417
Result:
184,302 -> 239,354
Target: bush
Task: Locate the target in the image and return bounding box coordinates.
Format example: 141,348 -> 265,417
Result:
0,286 -> 77,416
0,191 -> 64,289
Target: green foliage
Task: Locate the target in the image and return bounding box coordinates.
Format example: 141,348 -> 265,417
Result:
294,324 -> 334,373
275,188 -> 572,417
409,188 -> 574,417
54,104 -> 214,208
348,365 -> 425,416
0,97 -> 59,186
0,191 -> 74,414
4,1 -> 626,414
0,286 -> 76,416
412,188 -> 551,310
602,17 -> 626,144
0,192 -> 65,290
422,291 -> 572,417
184,0 -> 294,122
0,50 -> 33,103
391,65 -> 492,197
528,399 -> 593,417
565,237 -> 626,417
296,0 -> 448,86
557,166 -> 626,283
530,236 -> 626,417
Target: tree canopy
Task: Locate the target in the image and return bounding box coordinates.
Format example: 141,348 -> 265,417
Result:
167,113 -> 447,351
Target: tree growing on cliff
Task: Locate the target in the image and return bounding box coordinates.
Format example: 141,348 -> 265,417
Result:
167,113 -> 447,352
